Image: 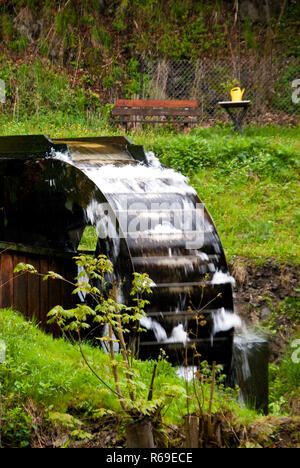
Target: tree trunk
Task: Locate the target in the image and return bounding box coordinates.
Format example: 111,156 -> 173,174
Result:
126,418 -> 155,448
184,414 -> 199,448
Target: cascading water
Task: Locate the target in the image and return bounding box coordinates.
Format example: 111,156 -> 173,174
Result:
175,306 -> 269,413
231,330 -> 269,413
49,138 -> 243,394
52,148 -> 234,361
209,307 -> 269,413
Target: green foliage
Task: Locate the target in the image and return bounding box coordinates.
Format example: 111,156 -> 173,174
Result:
261,295 -> 300,335
269,331 -> 300,415
149,132 -> 299,181
0,0 -> 299,65
48,411 -> 83,430
0,307 -> 260,447
273,62 -> 300,114
0,57 -> 91,119
78,226 -> 98,251
0,309 -> 116,411
0,14 -> 14,42
92,25 -> 112,50
242,17 -> 257,50
14,255 -> 178,420
123,58 -> 141,98
14,262 -> 38,274
102,64 -> 124,91
44,254 -> 165,418
0,400 -> 32,448
257,294 -> 300,415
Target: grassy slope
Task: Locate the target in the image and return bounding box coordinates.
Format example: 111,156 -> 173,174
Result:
0,308 -> 298,448
0,308 -> 248,417
0,309 -> 185,419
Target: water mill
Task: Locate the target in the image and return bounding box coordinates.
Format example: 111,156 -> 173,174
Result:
0,134 -> 268,416
0,0 -> 299,450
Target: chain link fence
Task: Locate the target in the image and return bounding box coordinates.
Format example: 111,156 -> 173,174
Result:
121,57 -> 300,125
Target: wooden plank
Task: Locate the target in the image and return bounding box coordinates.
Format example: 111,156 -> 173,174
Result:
119,120 -> 195,124
13,253 -> 28,317
115,99 -> 198,108
61,259 -> 76,310
39,257 -> 49,328
27,254 -> 40,324
0,241 -> 75,260
47,258 -> 63,336
48,258 -> 62,309
0,253 -> 14,309
112,108 -> 203,116
0,250 -> 78,336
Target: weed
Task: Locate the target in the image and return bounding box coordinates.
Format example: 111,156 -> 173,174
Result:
269,331 -> 300,415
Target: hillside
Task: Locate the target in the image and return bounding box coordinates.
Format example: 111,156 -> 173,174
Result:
0,1 -> 299,121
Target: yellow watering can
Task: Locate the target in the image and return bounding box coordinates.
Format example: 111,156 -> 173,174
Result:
230,87 -> 245,101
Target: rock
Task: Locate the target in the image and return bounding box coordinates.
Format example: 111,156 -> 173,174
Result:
13,7 -> 41,42
240,1 -> 261,23
260,306 -> 272,320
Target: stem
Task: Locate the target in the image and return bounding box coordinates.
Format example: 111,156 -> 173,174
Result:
0,271 -> 27,290
185,344 -> 190,415
77,338 -> 119,398
108,324 -> 127,412
111,283 -> 135,402
147,363 -> 157,401
208,361 -> 216,425
114,316 -> 135,403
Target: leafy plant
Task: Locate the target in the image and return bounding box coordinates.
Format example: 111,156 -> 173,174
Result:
0,400 -> 32,448
269,333 -> 300,416
14,255 -> 181,424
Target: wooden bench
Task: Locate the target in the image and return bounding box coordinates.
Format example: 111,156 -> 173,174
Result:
111,99 -> 201,129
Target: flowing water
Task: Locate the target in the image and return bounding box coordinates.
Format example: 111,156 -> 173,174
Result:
53,148 -> 236,348
210,307 -> 268,412
176,307 -> 268,412
52,147 -> 268,410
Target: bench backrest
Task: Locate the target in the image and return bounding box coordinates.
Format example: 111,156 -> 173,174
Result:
115,99 -> 198,108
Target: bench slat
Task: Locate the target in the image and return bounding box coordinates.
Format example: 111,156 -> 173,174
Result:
115,99 -> 198,108
114,120 -> 198,124
112,108 -> 203,116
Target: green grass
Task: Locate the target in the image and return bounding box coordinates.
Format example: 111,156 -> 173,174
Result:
78,226 -> 98,252
191,171 -> 299,263
0,308 -> 258,443
269,329 -> 300,415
